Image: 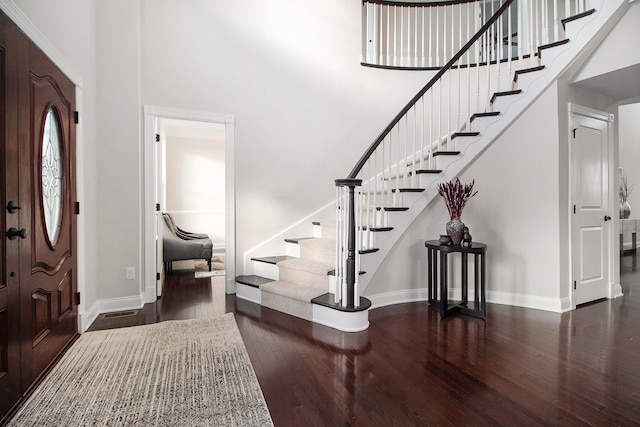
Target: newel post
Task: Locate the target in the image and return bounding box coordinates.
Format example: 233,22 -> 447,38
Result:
335,178 -> 362,308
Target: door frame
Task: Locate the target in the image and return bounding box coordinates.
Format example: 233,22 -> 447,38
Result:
143,106 -> 236,298
568,102 -> 620,309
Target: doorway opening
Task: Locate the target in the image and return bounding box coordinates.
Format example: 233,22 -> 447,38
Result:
143,107 -> 235,299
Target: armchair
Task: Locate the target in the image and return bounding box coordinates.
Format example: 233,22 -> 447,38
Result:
162,214 -> 213,272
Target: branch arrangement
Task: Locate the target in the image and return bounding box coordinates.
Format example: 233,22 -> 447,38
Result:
437,178 -> 477,220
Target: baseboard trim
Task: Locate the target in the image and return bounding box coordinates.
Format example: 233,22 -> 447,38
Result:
366,288 -> 566,313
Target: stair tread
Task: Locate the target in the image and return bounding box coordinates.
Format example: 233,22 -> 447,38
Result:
451,132 -> 480,138
312,293 -> 372,312
415,169 -> 442,174
433,151 -> 460,156
561,9 -> 595,28
235,274 -> 274,288
284,237 -> 315,244
251,255 -> 294,265
260,279 -> 328,302
381,207 -> 409,212
277,257 -> 334,274
470,111 -> 500,122
490,89 -> 523,104
538,39 -> 569,58
514,65 -> 545,82
369,226 -> 393,232
359,248 -> 379,254
394,188 -> 425,193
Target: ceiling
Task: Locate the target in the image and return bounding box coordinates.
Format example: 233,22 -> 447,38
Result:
572,63 -> 640,104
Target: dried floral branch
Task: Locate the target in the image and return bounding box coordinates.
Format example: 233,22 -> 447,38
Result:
620,174 -> 634,202
437,178 -> 477,220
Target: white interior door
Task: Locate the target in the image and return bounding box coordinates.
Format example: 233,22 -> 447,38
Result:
571,108 -> 612,305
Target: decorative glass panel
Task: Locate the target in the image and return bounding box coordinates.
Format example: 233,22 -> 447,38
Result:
42,107 -> 63,244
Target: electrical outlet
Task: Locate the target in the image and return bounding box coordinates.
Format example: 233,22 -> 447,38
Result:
125,267 -> 136,280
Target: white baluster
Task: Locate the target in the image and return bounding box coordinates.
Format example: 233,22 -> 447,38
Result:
400,6 -> 404,67
429,7 -> 438,67
386,5 -> 391,66
553,0 -> 559,41
430,87 -> 434,168
414,6 -> 419,67
421,7 -> 426,67
436,5 -> 440,66
393,6 -> 398,67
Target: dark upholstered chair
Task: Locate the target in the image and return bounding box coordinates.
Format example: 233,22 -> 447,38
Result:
162,213 -> 212,272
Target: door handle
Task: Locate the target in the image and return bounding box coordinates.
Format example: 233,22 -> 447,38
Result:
604,215 -> 612,222
7,201 -> 21,214
7,227 -> 27,240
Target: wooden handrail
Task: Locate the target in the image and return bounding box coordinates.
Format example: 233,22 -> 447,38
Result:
363,0 -> 480,8
349,0 -> 515,179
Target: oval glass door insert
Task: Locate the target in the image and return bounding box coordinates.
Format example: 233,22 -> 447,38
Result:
42,107 -> 64,244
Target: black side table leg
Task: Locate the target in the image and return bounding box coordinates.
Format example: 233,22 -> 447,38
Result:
440,252 -> 448,317
480,252 -> 486,316
428,248 -> 434,304
461,252 -> 468,306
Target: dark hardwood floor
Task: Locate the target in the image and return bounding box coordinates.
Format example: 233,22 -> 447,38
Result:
88,260 -> 640,426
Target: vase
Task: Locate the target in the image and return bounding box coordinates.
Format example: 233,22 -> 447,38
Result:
446,218 -> 465,245
620,201 -> 631,219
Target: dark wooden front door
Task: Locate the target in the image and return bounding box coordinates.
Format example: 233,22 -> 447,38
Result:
0,9 -> 78,420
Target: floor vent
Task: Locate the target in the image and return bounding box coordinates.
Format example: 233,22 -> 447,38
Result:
100,310 -> 139,320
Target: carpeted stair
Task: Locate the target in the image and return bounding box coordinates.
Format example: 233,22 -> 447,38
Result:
260,224 -> 336,320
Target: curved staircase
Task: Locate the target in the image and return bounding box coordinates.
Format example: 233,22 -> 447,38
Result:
236,0 -> 628,331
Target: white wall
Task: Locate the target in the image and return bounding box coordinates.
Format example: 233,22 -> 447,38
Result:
165,134 -> 225,244
366,83 -> 564,309
95,0 -> 145,302
572,2 -> 640,84
138,0 -> 435,275
619,103 -> 640,221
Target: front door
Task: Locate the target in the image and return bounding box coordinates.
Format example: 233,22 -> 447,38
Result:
0,9 -> 78,418
571,108 -> 612,305
18,31 -> 78,389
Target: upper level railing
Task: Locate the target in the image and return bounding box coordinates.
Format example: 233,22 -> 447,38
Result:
362,0 -> 591,69
335,0 -> 592,309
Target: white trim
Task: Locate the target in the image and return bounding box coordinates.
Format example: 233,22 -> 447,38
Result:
312,305 -> 370,333
368,288 -> 428,309
143,106 -> 236,296
366,288 -> 568,313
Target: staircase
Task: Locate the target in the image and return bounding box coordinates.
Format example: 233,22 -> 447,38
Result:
236,0 -> 628,332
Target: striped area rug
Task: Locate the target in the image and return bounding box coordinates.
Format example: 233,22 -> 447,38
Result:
9,314 -> 273,426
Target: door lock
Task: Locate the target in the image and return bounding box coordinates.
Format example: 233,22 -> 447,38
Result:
7,227 -> 27,240
604,215 -> 612,222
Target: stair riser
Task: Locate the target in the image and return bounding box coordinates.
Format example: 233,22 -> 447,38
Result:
471,115 -> 501,133
261,293 -> 313,321
300,245 -> 335,266
253,262 -> 279,280
278,267 -> 330,289
321,224 -> 336,240
235,283 -> 262,304
491,92 -> 525,113
285,241 -> 301,257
